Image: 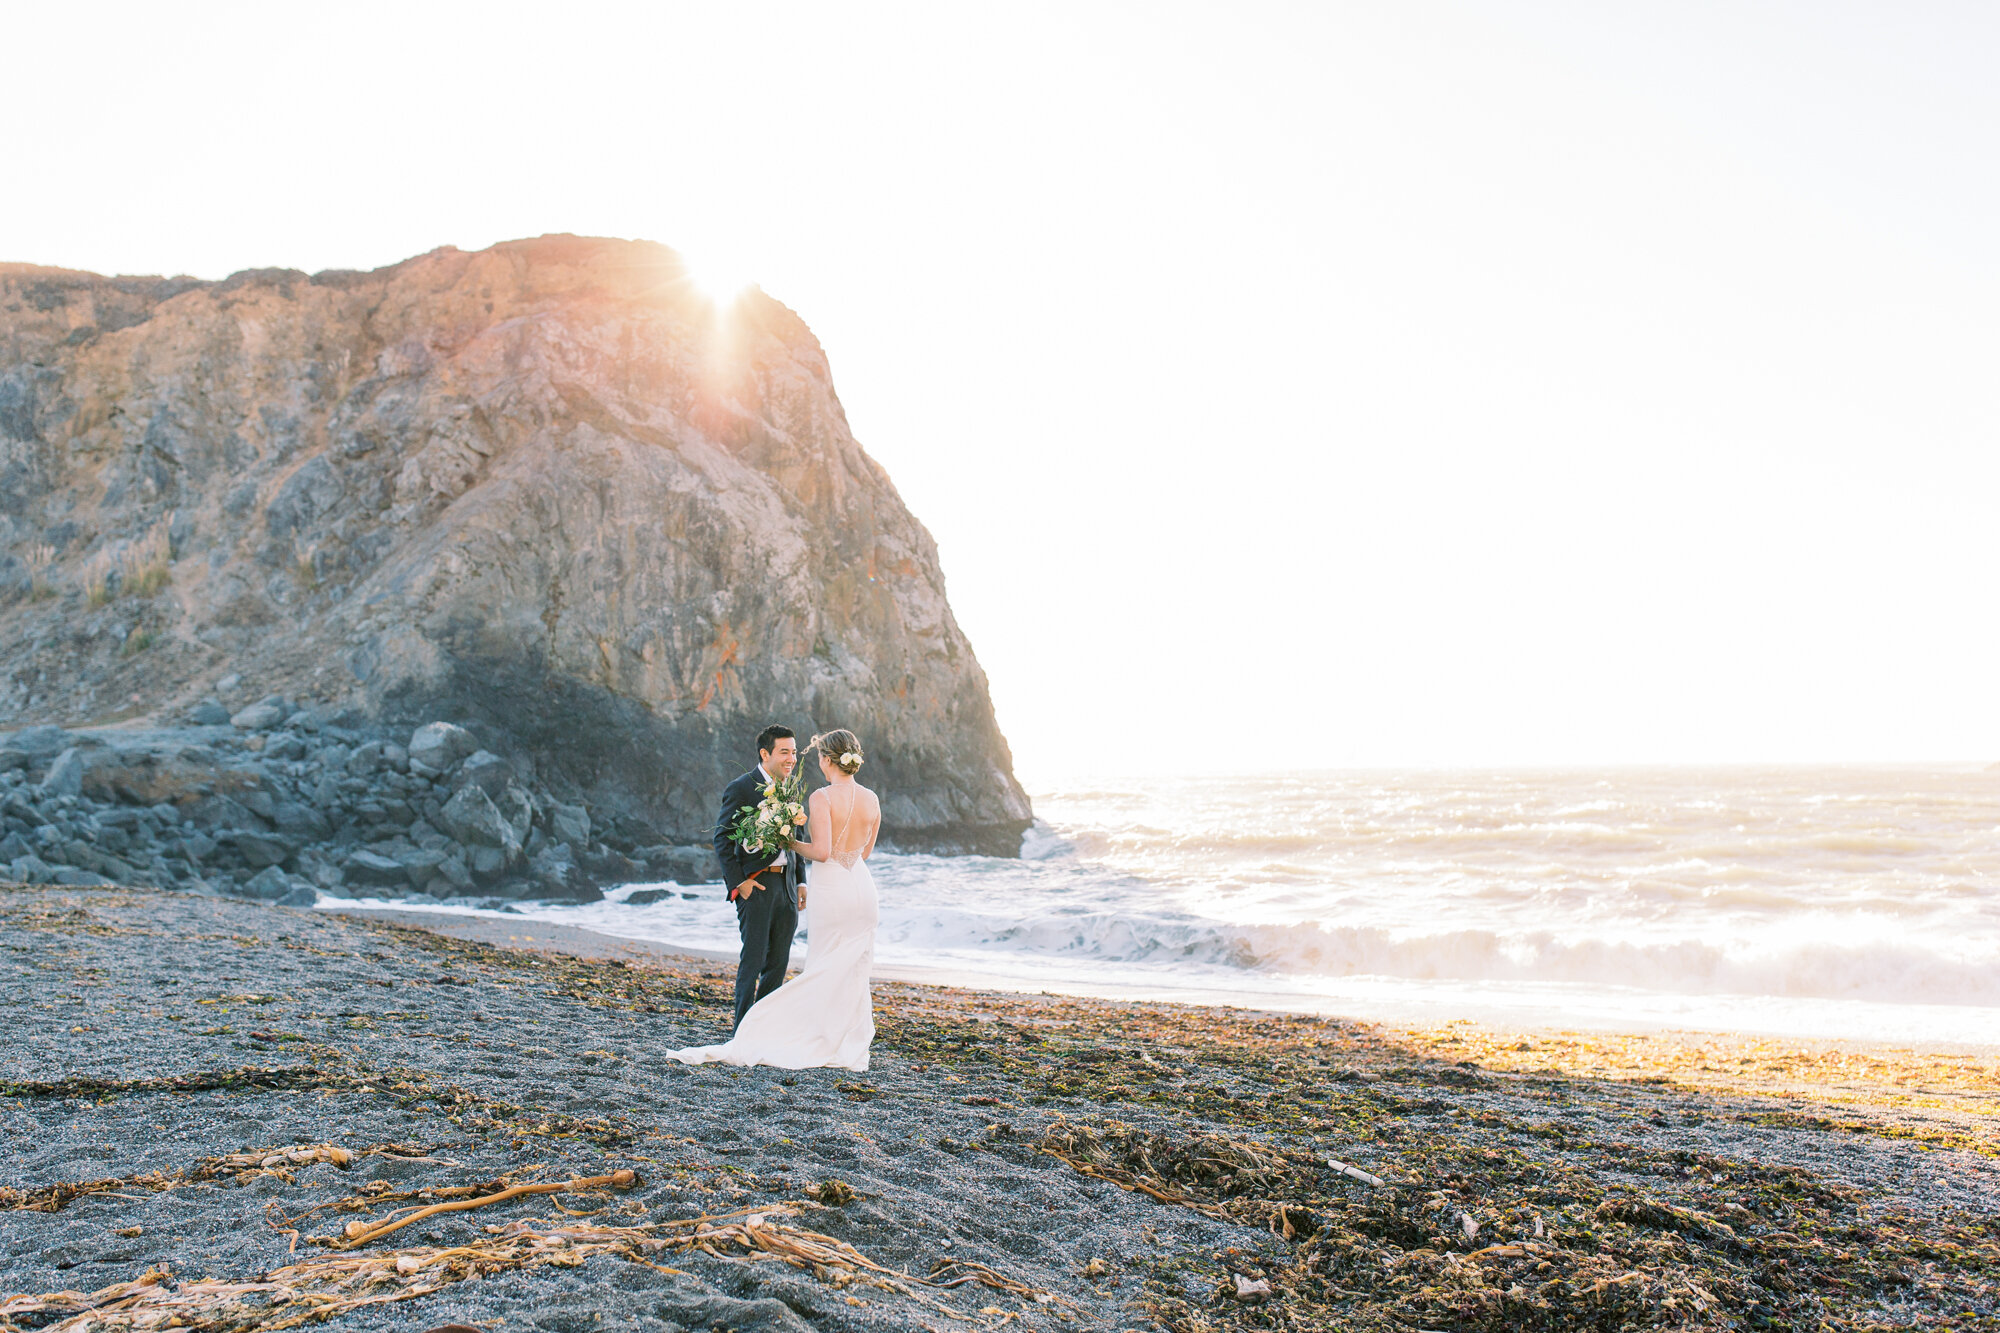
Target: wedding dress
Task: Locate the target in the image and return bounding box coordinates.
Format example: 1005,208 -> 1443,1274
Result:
668,784 -> 879,1071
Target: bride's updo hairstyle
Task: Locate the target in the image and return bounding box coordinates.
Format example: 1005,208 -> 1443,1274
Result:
811,729 -> 865,776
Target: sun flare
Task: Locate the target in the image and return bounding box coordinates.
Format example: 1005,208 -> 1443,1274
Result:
681,249 -> 757,305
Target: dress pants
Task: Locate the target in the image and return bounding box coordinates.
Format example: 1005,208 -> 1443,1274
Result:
732,867 -> 797,1030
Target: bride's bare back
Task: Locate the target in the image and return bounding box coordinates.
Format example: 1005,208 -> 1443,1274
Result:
808,781 -> 879,868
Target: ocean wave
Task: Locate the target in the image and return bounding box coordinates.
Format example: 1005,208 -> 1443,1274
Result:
867,900 -> 2000,1009
437,767 -> 2000,1032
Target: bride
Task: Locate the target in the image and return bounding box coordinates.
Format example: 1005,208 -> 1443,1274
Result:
668,730 -> 881,1071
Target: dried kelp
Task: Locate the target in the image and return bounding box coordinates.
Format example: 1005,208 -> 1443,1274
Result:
0,1205 -> 1060,1331
321,1170 -> 638,1249
0,1065 -> 334,1101
2,1144 -> 362,1214
1038,1118 -> 1327,1239
1034,1111 -> 2000,1332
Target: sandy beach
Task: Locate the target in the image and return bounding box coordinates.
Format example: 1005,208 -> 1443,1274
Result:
3,883 -> 1996,1332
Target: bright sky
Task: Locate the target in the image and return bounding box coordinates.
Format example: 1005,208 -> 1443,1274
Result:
9,3 -> 1999,774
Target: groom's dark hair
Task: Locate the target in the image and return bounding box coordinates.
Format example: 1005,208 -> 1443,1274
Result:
755,724 -> 795,757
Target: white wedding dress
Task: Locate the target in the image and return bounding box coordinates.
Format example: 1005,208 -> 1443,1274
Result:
668,784 -> 879,1071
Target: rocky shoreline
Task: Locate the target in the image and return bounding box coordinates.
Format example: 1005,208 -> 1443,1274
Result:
1,702 -> 717,910
2,885 -> 1995,1332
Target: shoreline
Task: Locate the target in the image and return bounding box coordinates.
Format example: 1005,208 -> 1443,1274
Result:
326,902 -> 2000,1062
6,883 -> 1997,1332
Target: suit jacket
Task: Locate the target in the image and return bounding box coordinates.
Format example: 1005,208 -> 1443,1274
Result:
713,768 -> 802,906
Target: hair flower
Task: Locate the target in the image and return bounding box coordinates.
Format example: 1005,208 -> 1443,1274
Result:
841,751 -> 863,767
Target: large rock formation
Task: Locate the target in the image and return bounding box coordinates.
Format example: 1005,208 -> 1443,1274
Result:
0,236 -> 1029,853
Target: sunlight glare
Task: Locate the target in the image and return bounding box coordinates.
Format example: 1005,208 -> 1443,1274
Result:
681,247 -> 758,305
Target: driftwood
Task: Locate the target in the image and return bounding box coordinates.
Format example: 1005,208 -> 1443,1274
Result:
329,1170 -> 638,1248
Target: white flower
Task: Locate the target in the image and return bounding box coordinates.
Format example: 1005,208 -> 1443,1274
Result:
840,751 -> 862,767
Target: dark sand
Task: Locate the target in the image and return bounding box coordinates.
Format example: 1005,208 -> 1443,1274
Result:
3,884 -> 1996,1332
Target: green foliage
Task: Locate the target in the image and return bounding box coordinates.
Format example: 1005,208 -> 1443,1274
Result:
726,772 -> 808,859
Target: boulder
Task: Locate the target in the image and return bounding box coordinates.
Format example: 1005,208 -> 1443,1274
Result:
184,794 -> 266,832
342,850 -> 408,888
438,784 -> 517,853
433,851 -> 473,891
651,844 -> 716,885
579,844 -> 644,882
8,854 -> 52,883
408,723 -> 477,774
453,751 -> 513,797
546,800 -> 591,848
219,829 -> 294,869
493,783 -> 535,846
393,846 -> 448,888
7,726 -> 71,760
188,700 -> 232,726
523,847 -> 603,903
37,749 -> 85,798
59,839 -> 136,882
230,703 -> 286,731
309,773 -> 344,810
273,801 -> 331,840
239,865 -> 292,900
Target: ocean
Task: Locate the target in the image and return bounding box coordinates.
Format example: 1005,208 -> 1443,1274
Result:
329,766 -> 2000,1044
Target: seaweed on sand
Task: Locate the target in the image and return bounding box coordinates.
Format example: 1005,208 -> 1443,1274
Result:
0,1207 -> 948,1331
1036,1114 -> 2000,1332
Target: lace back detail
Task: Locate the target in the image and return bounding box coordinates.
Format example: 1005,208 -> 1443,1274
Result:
830,784 -> 866,869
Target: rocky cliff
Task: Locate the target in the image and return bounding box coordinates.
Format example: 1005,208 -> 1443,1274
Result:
0,236 -> 1029,855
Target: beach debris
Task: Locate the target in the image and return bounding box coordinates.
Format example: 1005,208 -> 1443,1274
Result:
3,1139 -> 377,1214
1459,1211 -> 1479,1242
930,1256 -> 1074,1310
1327,1158 -> 1386,1188
204,1143 -> 355,1177
1037,1117 -> 1330,1239
1080,1257 -> 1109,1278
805,1178 -> 856,1205
2,1204 -> 1066,1330
0,1173 -> 175,1213
1231,1273 -> 1273,1302
0,1062 -> 334,1100
323,1169 -> 640,1248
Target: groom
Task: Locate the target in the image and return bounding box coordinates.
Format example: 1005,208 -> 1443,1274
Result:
713,724 -> 805,1031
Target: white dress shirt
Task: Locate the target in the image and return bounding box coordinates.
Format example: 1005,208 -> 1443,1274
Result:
752,765 -> 786,872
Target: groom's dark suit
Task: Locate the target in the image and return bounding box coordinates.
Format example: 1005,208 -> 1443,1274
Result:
714,767 -> 804,1030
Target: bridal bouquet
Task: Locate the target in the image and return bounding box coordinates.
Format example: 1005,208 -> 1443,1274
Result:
728,773 -> 808,859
